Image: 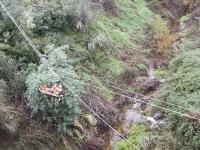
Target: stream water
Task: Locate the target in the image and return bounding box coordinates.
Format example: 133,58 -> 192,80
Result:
104,68 -> 156,150
104,106 -> 145,150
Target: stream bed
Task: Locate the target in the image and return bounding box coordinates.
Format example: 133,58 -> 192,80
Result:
104,104 -> 145,150
104,68 -> 157,150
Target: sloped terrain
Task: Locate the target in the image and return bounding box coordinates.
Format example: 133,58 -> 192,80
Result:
0,0 -> 199,150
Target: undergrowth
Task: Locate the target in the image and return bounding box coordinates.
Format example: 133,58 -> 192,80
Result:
153,11 -> 200,149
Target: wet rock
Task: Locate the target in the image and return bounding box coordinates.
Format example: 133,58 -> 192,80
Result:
83,114 -> 98,126
153,111 -> 164,120
140,79 -> 160,94
157,119 -> 167,127
81,137 -> 105,150
124,110 -> 145,132
146,116 -> 158,130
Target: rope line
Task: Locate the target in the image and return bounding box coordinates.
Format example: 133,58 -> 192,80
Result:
51,67 -> 200,120
58,76 -> 140,150
74,74 -> 200,113
67,78 -> 200,121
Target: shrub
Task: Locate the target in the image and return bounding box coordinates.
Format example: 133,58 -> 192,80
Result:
142,131 -> 177,150
151,15 -> 177,59
32,0 -> 91,33
0,2 -> 38,63
0,80 -> 18,136
155,49 -> 200,149
0,52 -> 28,102
0,79 -> 8,103
26,47 -> 82,135
121,66 -> 139,84
87,33 -> 111,52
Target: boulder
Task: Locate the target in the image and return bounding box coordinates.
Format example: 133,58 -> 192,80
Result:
153,111 -> 164,120
140,79 -> 160,94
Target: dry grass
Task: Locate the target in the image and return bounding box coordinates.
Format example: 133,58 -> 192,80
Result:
151,15 -> 177,59
181,0 -> 200,12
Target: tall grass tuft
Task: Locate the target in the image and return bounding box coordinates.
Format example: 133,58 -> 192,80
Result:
151,15 -> 177,59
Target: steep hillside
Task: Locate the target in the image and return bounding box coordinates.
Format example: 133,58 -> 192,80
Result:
0,0 -> 199,150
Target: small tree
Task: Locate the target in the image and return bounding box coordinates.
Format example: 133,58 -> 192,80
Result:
26,47 -> 82,135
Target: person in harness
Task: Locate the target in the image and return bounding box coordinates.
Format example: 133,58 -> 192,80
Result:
39,82 -> 65,113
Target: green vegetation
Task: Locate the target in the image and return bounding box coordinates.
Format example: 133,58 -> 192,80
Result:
114,124 -> 146,150
0,0 -> 199,149
153,10 -> 200,149
91,0 -> 152,49
26,48 -> 82,135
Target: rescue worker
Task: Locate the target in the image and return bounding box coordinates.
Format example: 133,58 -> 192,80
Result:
51,82 -> 64,113
39,82 -> 64,113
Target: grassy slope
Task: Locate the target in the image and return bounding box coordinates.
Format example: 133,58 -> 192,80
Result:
75,0 -> 153,100
151,11 -> 200,150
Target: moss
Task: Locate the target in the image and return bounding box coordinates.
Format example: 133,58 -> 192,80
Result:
114,124 -> 146,150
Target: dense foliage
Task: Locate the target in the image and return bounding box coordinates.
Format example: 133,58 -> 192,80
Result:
26,48 -> 81,135
155,12 -> 200,150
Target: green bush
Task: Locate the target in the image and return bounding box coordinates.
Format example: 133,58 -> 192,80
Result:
26,48 -> 82,135
0,52 -> 28,102
0,2 -> 39,63
0,79 -> 8,103
32,0 -> 91,33
156,48 -> 200,149
0,79 -> 18,136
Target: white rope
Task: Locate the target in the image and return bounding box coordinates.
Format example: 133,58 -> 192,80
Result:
0,2 -> 140,149
58,76 -> 140,150
51,68 -> 200,121
66,78 -> 200,121
73,74 -> 200,113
